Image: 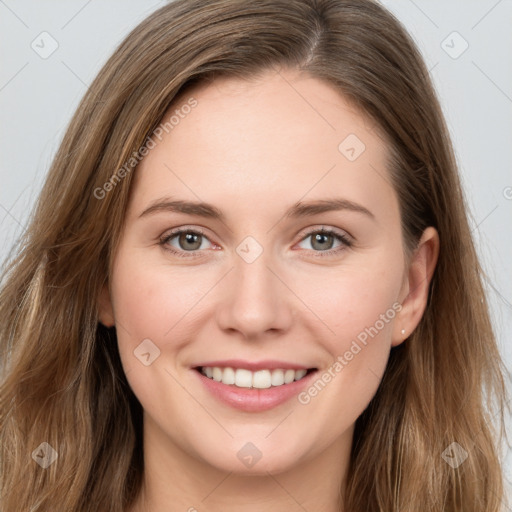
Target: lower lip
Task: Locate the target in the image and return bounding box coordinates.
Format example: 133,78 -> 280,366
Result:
193,369 -> 317,412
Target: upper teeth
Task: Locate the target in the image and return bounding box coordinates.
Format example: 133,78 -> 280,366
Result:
201,367 -> 309,389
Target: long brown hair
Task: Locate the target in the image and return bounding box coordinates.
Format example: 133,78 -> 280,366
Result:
0,1 -> 509,510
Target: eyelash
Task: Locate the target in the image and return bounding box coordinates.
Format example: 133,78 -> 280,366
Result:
159,226 -> 352,259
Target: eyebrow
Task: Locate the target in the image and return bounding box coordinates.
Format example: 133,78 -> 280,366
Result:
138,197 -> 375,221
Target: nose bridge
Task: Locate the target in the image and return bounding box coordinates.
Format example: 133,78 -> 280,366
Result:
216,238 -> 293,338
235,248 -> 273,299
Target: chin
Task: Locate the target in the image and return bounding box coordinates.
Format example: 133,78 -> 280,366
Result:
196,437 -> 305,476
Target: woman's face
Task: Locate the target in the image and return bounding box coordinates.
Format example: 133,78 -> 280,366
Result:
101,67 -> 431,475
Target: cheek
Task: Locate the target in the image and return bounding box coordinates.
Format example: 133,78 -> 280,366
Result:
291,259 -> 402,416
110,250 -> 209,340
301,261 -> 402,349
109,250 -> 192,378
109,251 -> 208,424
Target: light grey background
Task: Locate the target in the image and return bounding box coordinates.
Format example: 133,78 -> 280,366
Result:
1,0 -> 511,502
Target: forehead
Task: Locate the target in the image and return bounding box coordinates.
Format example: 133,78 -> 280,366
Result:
130,68 -> 396,225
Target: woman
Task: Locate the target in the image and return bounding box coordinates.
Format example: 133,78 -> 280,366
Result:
0,0 -> 509,510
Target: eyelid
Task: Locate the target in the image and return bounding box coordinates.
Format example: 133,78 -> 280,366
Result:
296,224 -> 353,242
160,225 -> 209,242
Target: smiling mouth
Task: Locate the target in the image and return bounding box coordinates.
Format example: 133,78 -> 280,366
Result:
195,366 -> 317,389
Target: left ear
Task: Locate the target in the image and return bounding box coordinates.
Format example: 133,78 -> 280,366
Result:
392,226 -> 440,347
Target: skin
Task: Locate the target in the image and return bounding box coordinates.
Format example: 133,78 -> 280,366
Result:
99,67 -> 439,512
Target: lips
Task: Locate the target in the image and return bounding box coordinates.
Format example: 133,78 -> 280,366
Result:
193,359 -> 312,371
191,359 -> 318,412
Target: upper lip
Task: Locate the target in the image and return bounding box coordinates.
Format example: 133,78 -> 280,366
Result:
193,359 -> 315,371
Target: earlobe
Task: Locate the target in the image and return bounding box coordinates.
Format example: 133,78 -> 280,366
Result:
98,283 -> 115,327
392,226 -> 439,346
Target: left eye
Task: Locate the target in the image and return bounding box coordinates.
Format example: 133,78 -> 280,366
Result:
296,228 -> 351,253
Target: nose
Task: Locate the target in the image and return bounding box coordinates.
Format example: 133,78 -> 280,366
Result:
215,251 -> 294,341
